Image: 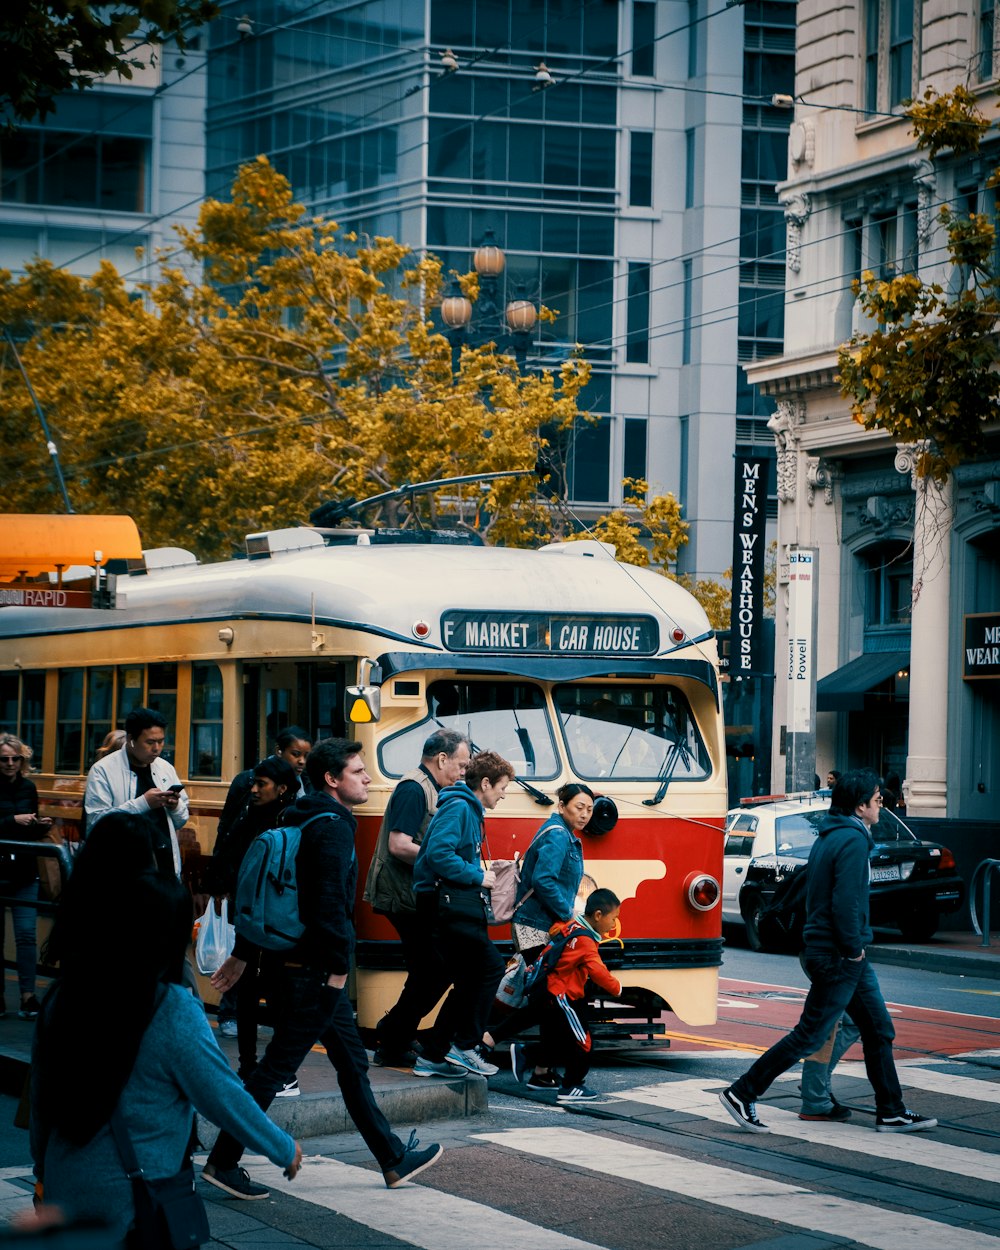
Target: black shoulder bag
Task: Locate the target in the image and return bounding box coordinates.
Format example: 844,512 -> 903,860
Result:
108,1109 -> 210,1250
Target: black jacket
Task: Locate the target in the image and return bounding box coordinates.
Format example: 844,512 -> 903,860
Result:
0,774 -> 41,885
802,810 -> 873,959
277,791 -> 358,977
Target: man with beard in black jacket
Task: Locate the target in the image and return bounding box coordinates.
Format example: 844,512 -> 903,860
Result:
202,738 -> 442,1198
719,768 -> 937,1136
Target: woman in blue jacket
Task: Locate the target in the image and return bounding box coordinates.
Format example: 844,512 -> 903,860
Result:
514,783 -> 593,960
411,751 -> 514,1079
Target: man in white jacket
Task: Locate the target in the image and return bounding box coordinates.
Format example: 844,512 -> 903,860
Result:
84,706 -> 189,876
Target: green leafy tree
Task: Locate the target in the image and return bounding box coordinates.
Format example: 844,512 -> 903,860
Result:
837,88 -> 1000,479
1,1 -> 218,128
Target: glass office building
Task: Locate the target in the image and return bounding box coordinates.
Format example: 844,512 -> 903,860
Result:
206,0 -> 796,577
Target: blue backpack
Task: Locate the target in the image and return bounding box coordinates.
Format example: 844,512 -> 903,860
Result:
234,814 -> 327,951
523,924 -> 584,1001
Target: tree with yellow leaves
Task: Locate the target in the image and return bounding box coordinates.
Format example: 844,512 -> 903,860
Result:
1,157 -> 597,559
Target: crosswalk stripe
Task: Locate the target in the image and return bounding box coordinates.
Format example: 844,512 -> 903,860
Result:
243,1154 -> 609,1250
476,1127 -> 1000,1250
610,1078 -> 1000,1183
822,1061 -> 1000,1103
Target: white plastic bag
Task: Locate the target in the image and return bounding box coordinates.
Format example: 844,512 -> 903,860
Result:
195,898 -> 235,975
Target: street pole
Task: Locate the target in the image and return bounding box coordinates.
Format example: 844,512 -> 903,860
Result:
785,546 -> 818,792
3,328 -> 74,513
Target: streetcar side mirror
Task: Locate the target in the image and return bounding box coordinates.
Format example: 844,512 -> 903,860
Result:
345,659 -> 382,724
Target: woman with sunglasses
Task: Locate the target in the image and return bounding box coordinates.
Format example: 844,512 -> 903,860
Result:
0,733 -> 52,1020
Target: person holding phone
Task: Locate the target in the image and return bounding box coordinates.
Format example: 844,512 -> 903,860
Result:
0,733 -> 52,1019
84,708 -> 189,877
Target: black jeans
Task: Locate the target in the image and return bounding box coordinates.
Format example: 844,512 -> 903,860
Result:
208,966 -> 405,1171
732,951 -> 905,1117
376,909 -> 451,1054
419,886 -> 505,1057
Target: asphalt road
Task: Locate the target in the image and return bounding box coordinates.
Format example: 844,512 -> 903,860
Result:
2,952 -> 998,1249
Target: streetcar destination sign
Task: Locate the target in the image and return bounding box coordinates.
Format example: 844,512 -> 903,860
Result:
0,584 -> 93,609
441,611 -> 658,655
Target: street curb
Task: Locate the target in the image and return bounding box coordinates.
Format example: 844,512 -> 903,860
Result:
867,944 -> 1000,981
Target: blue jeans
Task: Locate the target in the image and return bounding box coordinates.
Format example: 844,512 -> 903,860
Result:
208,966 -> 405,1171
800,1014 -> 861,1113
732,952 -> 905,1117
2,880 -> 39,999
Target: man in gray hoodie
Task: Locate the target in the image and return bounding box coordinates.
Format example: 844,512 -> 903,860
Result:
719,769 -> 937,1135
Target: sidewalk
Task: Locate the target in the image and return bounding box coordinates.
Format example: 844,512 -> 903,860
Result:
867,928 -> 1000,981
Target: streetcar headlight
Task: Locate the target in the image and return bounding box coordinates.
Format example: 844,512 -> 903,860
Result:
684,872 -> 720,912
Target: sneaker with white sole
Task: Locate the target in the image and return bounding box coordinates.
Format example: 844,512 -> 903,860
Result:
719,1087 -> 770,1133
201,1164 -> 269,1200
413,1056 -> 461,1078
218,1018 -> 238,1039
556,1085 -> 603,1103
274,1079 -> 299,1098
526,1071 -> 560,1091
445,1044 -> 498,1076
382,1132 -> 443,1189
876,1110 -> 937,1133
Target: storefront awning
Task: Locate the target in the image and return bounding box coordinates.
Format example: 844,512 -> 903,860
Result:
0,515 -> 142,581
816,651 -> 909,712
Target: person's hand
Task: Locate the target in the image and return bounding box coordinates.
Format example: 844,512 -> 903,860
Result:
211,955 -> 247,992
326,972 -> 348,990
848,950 -> 865,962
284,1142 -> 303,1180
143,787 -> 173,809
13,813 -> 36,827
481,868 -> 497,890
32,816 -> 53,829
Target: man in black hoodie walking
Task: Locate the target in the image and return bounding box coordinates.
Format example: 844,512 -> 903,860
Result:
202,738 -> 442,1198
720,769 -> 936,1135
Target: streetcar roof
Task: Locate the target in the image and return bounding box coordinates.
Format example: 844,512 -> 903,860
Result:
0,539 -> 712,653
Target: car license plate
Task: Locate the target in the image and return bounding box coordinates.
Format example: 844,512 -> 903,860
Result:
871,865 -> 901,882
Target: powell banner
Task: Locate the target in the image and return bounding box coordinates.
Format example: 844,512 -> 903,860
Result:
729,455 -> 770,676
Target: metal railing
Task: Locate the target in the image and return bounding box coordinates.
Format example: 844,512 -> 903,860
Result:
969,858 -> 1000,949
0,840 -> 73,915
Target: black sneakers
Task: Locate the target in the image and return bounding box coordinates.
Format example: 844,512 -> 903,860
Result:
202,1164 -> 270,1200
526,1071 -> 560,1091
382,1132 -> 443,1189
17,995 -> 40,1021
510,1043 -> 530,1084
373,1046 -> 418,1068
876,1110 -> 938,1133
719,1087 -> 770,1133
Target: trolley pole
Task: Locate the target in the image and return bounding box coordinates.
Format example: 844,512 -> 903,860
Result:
3,327 -> 74,514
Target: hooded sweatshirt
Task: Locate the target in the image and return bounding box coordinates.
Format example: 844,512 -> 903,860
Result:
545,916 -> 622,1002
412,782 -> 487,894
801,809 -> 873,959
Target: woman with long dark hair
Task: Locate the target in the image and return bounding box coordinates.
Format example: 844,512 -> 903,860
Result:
30,813 -> 300,1245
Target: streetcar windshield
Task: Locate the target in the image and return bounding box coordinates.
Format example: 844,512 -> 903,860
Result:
553,683 -> 710,781
378,680 -> 559,779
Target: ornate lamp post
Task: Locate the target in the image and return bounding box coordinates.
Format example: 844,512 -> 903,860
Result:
442,229 -> 538,370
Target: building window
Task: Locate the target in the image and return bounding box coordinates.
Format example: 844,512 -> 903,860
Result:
688,0 -> 699,76
862,541 -> 913,628
570,417 -> 612,503
864,0 -> 920,114
629,131 -> 653,207
624,417 -> 648,482
684,129 -> 696,209
626,261 -> 651,364
682,259 -> 693,364
0,130 -> 147,211
632,2 -> 656,77
981,0 -> 997,80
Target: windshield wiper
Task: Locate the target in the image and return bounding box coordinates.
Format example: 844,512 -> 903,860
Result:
643,734 -> 692,807
439,722 -> 553,806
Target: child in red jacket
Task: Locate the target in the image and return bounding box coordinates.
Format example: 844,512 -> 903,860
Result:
511,888 -> 621,1103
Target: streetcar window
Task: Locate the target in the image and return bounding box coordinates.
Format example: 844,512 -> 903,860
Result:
190,663 -> 224,779
146,663 -> 178,761
22,672 -> 45,753
116,666 -> 145,724
379,681 -> 559,779
554,683 -> 710,781
86,666 -> 114,769
0,674 -> 17,732
56,669 -> 85,773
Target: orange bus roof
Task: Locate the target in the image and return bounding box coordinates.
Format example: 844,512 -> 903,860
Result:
0,515 -> 142,580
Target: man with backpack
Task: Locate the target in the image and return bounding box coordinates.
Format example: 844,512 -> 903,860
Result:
202,738 -> 442,1199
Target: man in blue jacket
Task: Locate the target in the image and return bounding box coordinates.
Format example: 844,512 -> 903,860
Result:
202,738 -> 442,1198
720,769 -> 937,1135
411,751 -> 513,1078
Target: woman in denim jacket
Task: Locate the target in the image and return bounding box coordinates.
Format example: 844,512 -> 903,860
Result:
513,784 -> 594,961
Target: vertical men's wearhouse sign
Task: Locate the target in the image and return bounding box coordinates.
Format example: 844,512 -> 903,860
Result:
730,455 -> 770,675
